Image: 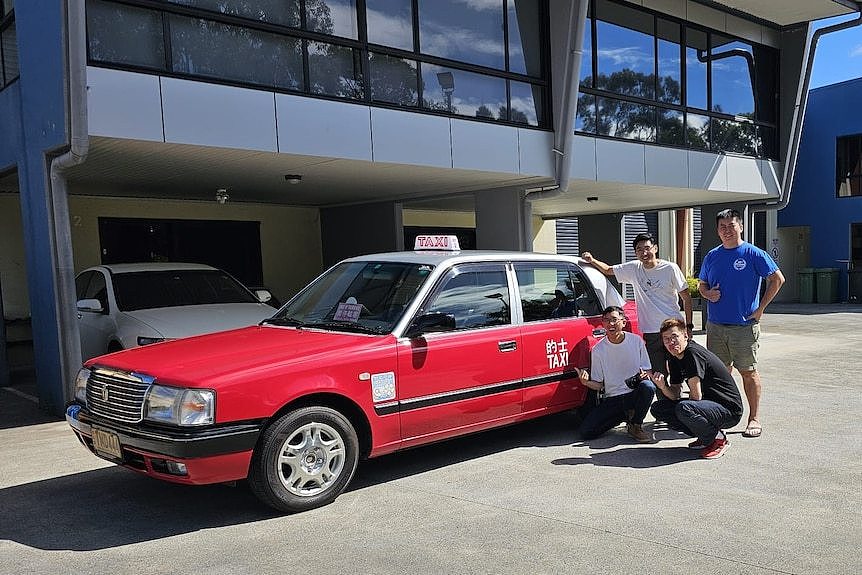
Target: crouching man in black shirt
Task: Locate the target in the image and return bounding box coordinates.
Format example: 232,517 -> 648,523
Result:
649,318 -> 743,459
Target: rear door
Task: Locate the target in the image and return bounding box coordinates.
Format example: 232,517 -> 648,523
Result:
515,261 -> 604,413
397,262 -> 523,444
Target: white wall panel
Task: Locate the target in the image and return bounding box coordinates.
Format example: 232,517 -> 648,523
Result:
276,94 -> 372,160
726,155 -> 764,193
518,129 -> 554,176
161,78 -> 277,152
451,119 -> 518,173
760,159 -> 782,196
726,14 -> 763,45
645,145 -> 688,187
686,0 -> 725,31
642,0 -> 685,18
688,150 -> 727,190
596,139 -> 645,184
370,108 -> 452,168
570,135 -> 597,180
87,67 -> 164,142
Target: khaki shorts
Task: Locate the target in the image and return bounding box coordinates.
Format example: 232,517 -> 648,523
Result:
706,321 -> 760,371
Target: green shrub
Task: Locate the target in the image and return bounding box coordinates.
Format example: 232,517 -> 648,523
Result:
686,276 -> 699,297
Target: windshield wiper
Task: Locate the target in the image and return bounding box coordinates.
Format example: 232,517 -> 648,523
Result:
261,316 -> 307,328
305,320 -> 387,335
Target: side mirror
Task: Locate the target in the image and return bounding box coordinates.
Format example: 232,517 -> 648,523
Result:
405,312 -> 456,338
254,289 -> 273,304
76,298 -> 104,313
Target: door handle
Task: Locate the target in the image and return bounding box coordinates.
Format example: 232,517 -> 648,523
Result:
592,328 -> 606,337
498,340 -> 517,352
76,312 -> 83,320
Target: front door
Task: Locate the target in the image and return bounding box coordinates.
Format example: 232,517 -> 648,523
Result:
397,263 -> 522,445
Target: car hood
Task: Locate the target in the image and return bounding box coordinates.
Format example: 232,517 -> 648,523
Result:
125,303 -> 275,338
89,325 -> 393,386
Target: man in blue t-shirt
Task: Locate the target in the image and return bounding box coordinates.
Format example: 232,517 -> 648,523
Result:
698,208 -> 784,439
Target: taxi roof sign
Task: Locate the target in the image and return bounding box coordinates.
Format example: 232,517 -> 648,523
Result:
413,235 -> 461,251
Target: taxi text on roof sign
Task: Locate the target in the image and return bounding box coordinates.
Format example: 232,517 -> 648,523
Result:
413,235 -> 461,251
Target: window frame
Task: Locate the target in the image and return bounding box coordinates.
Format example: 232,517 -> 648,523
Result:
837,133 -> 862,198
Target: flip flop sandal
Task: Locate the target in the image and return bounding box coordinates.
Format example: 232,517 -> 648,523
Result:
742,422 -> 762,438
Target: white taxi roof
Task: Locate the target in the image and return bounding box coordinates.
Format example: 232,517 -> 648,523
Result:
343,249 -> 585,268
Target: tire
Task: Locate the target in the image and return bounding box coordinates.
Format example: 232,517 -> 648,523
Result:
248,406 -> 359,513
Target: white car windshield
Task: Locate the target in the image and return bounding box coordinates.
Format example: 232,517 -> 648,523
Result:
113,270 -> 259,311
265,261 -> 434,334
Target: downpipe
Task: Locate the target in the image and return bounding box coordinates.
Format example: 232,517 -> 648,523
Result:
49,0 -> 88,402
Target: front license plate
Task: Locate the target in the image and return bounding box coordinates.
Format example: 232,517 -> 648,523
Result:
91,427 -> 123,460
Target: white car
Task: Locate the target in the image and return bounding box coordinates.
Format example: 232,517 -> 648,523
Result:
74,263 -> 277,360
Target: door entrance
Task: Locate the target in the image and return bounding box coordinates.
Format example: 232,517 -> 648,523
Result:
98,218 -> 263,286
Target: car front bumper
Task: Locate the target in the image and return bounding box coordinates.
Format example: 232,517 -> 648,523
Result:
66,403 -> 262,485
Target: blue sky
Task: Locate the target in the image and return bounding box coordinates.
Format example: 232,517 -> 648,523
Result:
810,14 -> 862,88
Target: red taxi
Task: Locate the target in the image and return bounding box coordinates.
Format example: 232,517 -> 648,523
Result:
66,237 -> 638,513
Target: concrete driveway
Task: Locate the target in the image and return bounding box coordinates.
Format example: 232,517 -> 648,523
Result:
1,304 -> 860,574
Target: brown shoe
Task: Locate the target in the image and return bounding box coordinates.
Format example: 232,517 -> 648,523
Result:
626,423 -> 654,443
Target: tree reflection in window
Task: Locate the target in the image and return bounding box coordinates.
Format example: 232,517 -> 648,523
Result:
308,41 -> 363,99
166,0 -> 301,28
369,52 -> 417,106
426,267 -> 510,330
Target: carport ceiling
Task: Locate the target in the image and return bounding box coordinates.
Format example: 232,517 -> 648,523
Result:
64,137 -> 550,210
709,0 -> 858,26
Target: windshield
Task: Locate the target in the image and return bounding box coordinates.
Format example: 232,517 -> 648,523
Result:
113,270 -> 259,311
266,261 -> 434,334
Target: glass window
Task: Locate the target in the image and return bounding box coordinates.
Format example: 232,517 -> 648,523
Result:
418,0 -> 505,70
595,1 -> 655,100
753,44 -> 778,124
369,52 -> 417,106
575,92 -> 596,133
507,0 -> 542,77
308,41 -> 364,99
421,63 -> 506,121
685,27 -> 707,110
3,0 -> 12,16
508,80 -> 542,126
712,118 -> 757,155
170,15 -> 303,90
759,125 -> 777,160
87,0 -> 165,70
657,19 -> 681,104
710,33 -> 754,117
166,0 -> 300,28
657,108 -> 683,146
515,263 -> 598,322
685,112 -> 710,150
425,266 -> 510,330
85,271 -> 109,312
366,0 -> 413,51
597,97 -> 656,142
113,270 -> 258,311
837,134 -> 862,198
306,0 -> 358,39
1,23 -> 17,83
75,272 -> 95,300
579,16 -> 592,88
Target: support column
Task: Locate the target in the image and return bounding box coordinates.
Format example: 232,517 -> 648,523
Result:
320,201 -> 403,267
475,188 -> 527,251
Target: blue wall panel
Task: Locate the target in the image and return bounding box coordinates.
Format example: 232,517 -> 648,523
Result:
781,78 -> 862,300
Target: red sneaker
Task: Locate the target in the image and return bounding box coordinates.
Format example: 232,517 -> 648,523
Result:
701,437 -> 730,459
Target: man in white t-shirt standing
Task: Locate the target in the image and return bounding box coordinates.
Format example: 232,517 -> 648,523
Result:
582,232 -> 693,373
578,306 -> 655,442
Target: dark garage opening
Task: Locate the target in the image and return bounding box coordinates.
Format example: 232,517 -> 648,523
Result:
98,217 -> 264,287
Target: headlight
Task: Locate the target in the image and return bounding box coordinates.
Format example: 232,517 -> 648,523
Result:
137,336 -> 165,346
144,385 -> 215,426
74,368 -> 91,404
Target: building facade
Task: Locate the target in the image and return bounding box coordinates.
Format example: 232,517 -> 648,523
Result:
1,0 -> 858,411
779,76 -> 862,302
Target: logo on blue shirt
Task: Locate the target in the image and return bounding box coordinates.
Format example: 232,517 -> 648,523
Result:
733,258 -> 747,271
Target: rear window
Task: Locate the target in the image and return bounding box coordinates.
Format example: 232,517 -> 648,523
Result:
113,270 -> 258,311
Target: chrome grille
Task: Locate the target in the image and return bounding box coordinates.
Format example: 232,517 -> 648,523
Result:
86,368 -> 153,423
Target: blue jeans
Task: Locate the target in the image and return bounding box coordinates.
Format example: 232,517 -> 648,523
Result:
579,380 -> 656,439
650,399 -> 741,446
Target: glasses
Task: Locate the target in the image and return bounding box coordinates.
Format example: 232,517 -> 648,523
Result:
602,316 -> 624,324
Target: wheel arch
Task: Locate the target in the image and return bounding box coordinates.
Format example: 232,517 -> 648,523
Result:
266,393 -> 373,460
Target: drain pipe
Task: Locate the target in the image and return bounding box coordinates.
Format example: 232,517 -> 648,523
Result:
48,0 -> 88,402
521,0 -> 588,249
749,8 -> 862,226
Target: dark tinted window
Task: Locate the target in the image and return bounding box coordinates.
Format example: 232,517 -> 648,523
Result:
167,0 -> 300,28
369,52 -> 417,106
76,271 -> 95,300
595,0 -> 654,99
426,265 -> 510,330
418,0 -> 504,70
837,134 -> 862,198
308,41 -> 363,99
113,270 -> 257,311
